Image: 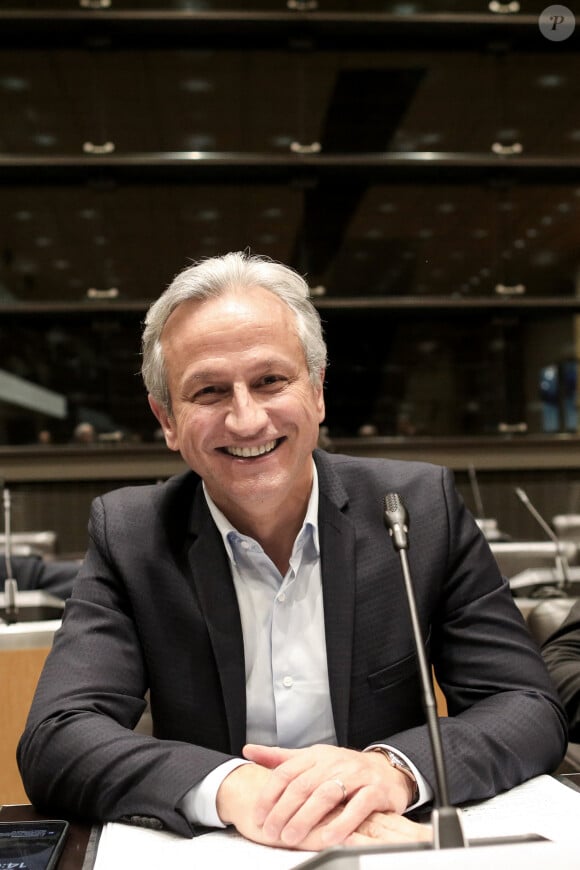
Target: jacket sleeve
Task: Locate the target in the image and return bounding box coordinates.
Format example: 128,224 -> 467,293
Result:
17,493 -> 234,838
384,466 -> 568,805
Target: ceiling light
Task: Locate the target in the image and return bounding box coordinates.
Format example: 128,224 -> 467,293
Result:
270,135 -> 293,148
180,78 -> 213,93
183,134 -> 215,150
537,74 -> 565,88
0,76 -> 28,91
531,251 -> 556,266
33,134 -> 57,147
196,209 -> 220,222
420,133 -> 442,146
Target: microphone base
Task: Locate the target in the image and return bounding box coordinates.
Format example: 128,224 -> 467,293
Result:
0,589 -> 64,625
432,805 -> 467,849
296,833 -> 554,870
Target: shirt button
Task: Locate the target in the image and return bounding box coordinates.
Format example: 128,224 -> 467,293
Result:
277,592 -> 286,603
241,541 -> 251,550
283,676 -> 294,688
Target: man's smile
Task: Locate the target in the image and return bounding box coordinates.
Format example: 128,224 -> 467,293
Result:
221,437 -> 284,458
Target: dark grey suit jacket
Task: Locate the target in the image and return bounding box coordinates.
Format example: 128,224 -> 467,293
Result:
543,597 -> 580,742
18,451 -> 567,836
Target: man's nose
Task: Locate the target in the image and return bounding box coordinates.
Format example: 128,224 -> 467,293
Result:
225,386 -> 268,435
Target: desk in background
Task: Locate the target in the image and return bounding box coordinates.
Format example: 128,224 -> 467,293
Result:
0,617 -> 61,804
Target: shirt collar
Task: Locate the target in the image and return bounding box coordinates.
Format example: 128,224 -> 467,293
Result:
203,460 -> 320,565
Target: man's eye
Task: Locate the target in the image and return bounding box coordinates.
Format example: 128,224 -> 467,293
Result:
260,375 -> 285,387
192,386 -> 221,402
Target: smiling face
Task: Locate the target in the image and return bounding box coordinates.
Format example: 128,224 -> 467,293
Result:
148,285 -> 325,534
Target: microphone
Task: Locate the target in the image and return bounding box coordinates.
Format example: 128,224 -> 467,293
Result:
514,487 -> 571,591
383,493 -> 467,849
468,464 -> 485,520
468,465 -> 502,541
2,486 -> 19,624
297,494 -> 555,866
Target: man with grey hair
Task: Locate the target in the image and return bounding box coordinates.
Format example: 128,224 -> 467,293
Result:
19,252 -> 566,851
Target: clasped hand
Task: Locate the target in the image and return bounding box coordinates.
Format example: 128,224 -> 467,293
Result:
216,743 -> 431,850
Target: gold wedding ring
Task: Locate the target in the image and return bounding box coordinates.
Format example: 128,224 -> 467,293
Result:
330,777 -> 347,803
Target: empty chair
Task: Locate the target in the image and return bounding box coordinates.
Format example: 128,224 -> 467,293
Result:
527,597 -> 580,775
527,597 -> 577,647
553,514 -> 580,544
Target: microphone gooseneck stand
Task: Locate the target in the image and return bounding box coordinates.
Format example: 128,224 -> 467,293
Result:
383,492 -> 467,850
514,487 -> 571,592
3,485 -> 19,624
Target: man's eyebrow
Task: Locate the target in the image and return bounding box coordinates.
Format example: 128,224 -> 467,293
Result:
180,370 -> 225,392
186,359 -> 287,379
184,370 -> 221,383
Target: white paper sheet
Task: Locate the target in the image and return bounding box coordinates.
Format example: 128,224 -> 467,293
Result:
93,775 -> 580,870
94,824 -> 313,870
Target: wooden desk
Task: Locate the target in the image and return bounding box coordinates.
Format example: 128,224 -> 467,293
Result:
0,804 -> 93,870
0,620 -> 60,804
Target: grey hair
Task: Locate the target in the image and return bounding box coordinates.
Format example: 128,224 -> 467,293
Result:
141,251 -> 327,413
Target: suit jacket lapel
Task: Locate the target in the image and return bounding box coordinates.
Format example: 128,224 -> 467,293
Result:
182,457 -> 357,753
315,452 -> 356,747
187,486 -> 247,755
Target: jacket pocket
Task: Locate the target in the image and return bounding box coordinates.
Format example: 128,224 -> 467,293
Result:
367,631 -> 431,693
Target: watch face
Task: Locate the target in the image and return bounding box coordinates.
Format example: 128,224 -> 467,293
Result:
387,750 -> 409,771
383,751 -> 419,804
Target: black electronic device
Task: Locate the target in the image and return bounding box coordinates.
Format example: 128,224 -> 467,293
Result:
0,820 -> 69,870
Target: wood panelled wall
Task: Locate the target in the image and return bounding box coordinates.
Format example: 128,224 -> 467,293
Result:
5,466 -> 580,556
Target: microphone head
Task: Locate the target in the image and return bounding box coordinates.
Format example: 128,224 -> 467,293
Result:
384,492 -> 408,523
383,492 -> 409,550
514,487 -> 529,505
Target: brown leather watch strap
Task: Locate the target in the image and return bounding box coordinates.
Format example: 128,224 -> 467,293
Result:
369,746 -> 420,806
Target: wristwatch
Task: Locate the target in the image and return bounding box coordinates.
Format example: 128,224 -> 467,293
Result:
369,746 -> 420,806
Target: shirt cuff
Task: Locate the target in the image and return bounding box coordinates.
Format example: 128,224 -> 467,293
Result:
364,744 -> 433,811
178,759 -> 252,829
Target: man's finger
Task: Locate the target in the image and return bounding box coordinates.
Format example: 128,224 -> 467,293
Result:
270,778 -> 352,846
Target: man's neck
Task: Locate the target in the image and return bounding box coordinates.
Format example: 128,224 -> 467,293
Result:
230,501 -> 308,576
204,462 -> 318,576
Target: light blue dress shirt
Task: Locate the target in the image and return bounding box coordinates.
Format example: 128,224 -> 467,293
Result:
178,462 -> 429,828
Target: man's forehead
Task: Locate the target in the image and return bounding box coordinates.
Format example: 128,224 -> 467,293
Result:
162,286 -> 297,344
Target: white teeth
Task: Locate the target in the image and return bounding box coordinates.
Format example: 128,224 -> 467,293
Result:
226,439 -> 278,458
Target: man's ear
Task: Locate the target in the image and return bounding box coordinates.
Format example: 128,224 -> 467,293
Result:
148,394 -> 179,451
